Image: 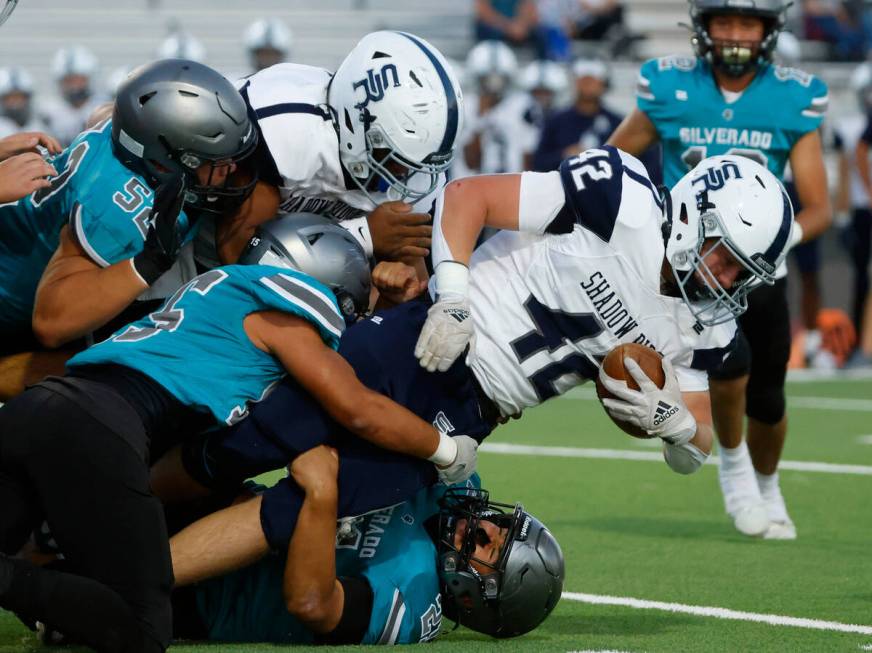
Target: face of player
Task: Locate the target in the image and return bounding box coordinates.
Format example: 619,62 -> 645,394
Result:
1,91 -> 31,126
253,47 -> 284,72
195,159 -> 237,188
575,75 -> 605,104
695,237 -> 749,291
60,74 -> 91,107
707,14 -> 766,64
453,518 -> 509,575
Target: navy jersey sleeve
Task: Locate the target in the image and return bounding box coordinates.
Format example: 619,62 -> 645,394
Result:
550,145 -> 625,241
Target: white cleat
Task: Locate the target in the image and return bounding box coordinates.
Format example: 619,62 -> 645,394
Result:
763,519 -> 797,540
718,447 -> 769,537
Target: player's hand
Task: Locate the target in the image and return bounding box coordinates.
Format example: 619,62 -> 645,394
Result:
290,445 -> 339,497
132,174 -> 187,286
0,131 -> 63,160
599,358 -> 697,445
367,200 -> 432,261
415,295 -> 474,372
436,435 -> 478,485
0,153 -> 58,203
372,261 -> 428,305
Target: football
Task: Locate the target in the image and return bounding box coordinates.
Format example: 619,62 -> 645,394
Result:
595,343 -> 666,439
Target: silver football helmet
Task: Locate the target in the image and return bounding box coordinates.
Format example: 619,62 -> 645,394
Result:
239,213 -> 372,323
111,59 -> 258,214
666,154 -> 794,326
689,0 -> 788,77
243,18 -> 293,71
437,488 -> 564,638
329,31 -> 463,205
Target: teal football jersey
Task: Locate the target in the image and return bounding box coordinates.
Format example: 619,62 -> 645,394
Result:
0,119 -> 196,331
196,477 -> 482,645
67,264 -> 344,426
637,56 -> 828,186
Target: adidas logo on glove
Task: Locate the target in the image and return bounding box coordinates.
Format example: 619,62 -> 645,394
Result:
653,400 -> 679,426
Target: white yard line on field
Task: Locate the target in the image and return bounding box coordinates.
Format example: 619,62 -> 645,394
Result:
562,592 -> 872,635
855,436 -> 872,445
560,387 -> 872,412
479,443 -> 872,476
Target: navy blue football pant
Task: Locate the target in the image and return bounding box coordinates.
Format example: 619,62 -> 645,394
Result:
184,298 -> 498,551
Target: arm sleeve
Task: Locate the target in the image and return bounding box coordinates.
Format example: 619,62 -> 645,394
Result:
256,270 -> 345,347
68,201 -> 134,267
313,576 -> 374,645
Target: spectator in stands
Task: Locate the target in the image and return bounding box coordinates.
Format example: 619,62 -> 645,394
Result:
802,0 -> 868,60
42,46 -> 105,146
0,67 -> 49,139
531,58 -> 619,171
243,18 -> 293,72
474,0 -> 548,58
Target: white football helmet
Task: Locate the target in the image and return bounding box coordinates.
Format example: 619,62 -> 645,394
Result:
520,60 -> 568,94
157,31 -> 207,63
328,30 -> 463,204
850,62 -> 872,112
244,17 -> 292,70
0,66 -> 33,96
666,155 -> 794,326
465,40 -> 517,96
51,45 -> 98,81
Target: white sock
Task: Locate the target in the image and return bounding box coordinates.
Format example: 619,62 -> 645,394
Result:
804,329 -> 822,357
719,440 -> 751,468
755,470 -> 779,498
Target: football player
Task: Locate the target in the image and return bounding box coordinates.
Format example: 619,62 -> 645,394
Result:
0,67 -> 50,138
606,0 -> 831,539
243,17 -> 293,73
0,215 -> 475,653
169,448 -> 563,644
208,30 -> 462,268
41,45 -> 106,147
154,149 -> 794,594
452,40 -> 524,179
0,59 -> 256,399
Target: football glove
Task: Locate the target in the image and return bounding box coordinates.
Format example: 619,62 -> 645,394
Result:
415,295 -> 474,372
132,173 -> 188,286
436,435 -> 479,485
599,357 -> 697,445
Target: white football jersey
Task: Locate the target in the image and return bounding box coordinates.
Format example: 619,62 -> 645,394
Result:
240,63 -> 442,220
38,95 -> 105,147
464,146 -> 737,417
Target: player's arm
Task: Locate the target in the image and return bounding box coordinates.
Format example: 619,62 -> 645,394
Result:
599,359 -> 711,475
214,180 -> 281,264
32,175 -> 187,347
32,225 -> 150,347
788,129 -> 832,243
282,445 -> 373,641
244,310 -> 476,478
605,108 -> 659,157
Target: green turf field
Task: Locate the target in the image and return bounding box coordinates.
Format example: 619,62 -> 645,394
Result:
3,375 -> 871,652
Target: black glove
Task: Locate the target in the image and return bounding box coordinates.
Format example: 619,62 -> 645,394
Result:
132,174 -> 187,286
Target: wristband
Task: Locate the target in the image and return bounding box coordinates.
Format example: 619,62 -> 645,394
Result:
427,432 -> 458,466
131,252 -> 170,287
789,221 -> 803,249
343,216 -> 374,260
434,260 -> 469,299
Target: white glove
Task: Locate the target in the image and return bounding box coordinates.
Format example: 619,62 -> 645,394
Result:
598,357 -> 697,445
436,435 -> 479,484
415,296 -> 474,372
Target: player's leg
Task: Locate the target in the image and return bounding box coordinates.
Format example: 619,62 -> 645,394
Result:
0,385 -> 173,651
0,349 -> 74,401
742,279 -> 794,540
709,331 -> 768,536
792,239 -> 825,366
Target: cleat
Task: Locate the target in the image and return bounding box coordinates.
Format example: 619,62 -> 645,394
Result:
718,446 -> 769,537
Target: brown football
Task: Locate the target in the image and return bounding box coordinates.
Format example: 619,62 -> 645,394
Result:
595,343 -> 666,439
